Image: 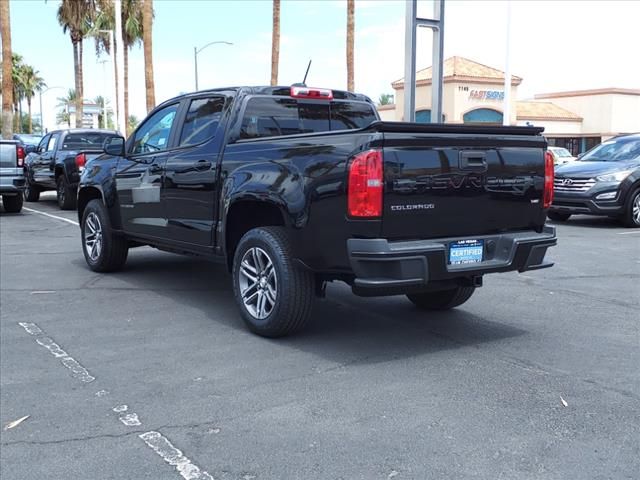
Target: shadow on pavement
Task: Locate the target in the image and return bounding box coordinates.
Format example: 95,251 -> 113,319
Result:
96,248 -> 528,364
549,214 -> 626,230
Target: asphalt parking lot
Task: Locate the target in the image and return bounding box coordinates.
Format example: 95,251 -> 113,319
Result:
1,192 -> 638,480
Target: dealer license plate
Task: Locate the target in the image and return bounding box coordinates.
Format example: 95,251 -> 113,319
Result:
449,239 -> 484,265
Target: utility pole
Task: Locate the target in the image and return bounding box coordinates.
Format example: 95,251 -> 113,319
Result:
193,41 -> 233,91
503,0 -> 512,126
114,0 -> 126,135
404,0 -> 445,123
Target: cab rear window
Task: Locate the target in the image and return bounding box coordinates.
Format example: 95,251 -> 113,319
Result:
61,132 -> 116,151
240,97 -> 377,140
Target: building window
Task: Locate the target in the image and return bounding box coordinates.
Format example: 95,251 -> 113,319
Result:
463,108 -> 503,124
415,110 -> 445,123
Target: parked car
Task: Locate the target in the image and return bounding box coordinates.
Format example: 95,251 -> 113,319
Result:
549,133 -> 640,227
0,139 -> 26,213
12,133 -> 43,155
24,129 -> 120,209
77,85 -> 557,337
548,146 -> 576,166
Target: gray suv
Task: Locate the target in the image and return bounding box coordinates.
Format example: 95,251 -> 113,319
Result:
0,140 -> 26,213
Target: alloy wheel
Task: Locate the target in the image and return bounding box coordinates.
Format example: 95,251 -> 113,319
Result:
84,212 -> 103,261
633,192 -> 640,226
238,247 -> 278,320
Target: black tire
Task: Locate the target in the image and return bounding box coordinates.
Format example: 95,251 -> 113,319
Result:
232,227 -> 315,337
547,211 -> 571,222
24,178 -> 40,202
2,194 -> 23,213
81,199 -> 128,272
56,175 -> 77,210
407,286 -> 476,311
622,188 -> 640,228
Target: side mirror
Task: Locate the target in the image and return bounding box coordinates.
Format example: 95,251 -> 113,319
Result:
103,136 -> 126,156
24,145 -> 37,154
576,153 -> 584,160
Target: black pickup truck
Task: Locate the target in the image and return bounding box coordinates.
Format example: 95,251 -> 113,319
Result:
24,128 -> 119,209
77,86 -> 557,337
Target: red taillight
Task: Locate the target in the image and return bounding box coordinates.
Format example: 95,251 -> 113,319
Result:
75,153 -> 87,169
290,86 -> 333,100
348,149 -> 383,218
16,146 -> 25,167
543,150 -> 554,209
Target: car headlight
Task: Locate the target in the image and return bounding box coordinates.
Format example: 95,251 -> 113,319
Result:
596,169 -> 633,182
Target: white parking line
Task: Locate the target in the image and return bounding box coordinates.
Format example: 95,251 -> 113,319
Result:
18,322 -> 95,383
139,431 -> 214,480
23,206 -> 79,226
617,230 -> 640,235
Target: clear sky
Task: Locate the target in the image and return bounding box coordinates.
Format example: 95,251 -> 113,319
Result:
8,0 -> 640,130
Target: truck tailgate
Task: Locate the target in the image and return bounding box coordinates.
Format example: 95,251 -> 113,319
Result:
381,129 -> 547,239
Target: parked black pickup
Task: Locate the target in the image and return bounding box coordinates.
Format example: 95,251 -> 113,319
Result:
77,85 -> 557,337
24,129 -> 119,209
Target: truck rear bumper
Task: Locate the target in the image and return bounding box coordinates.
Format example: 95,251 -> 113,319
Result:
347,226 -> 556,296
0,171 -> 26,194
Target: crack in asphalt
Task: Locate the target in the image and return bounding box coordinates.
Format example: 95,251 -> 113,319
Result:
1,429 -> 146,447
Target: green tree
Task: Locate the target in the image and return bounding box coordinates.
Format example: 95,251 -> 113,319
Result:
58,0 -> 96,128
56,89 -> 77,127
127,114 -> 139,132
20,65 -> 46,134
378,93 -> 394,106
94,95 -> 114,129
11,53 -> 25,132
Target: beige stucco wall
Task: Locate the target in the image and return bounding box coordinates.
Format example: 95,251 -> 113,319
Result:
377,107 -> 396,121
392,80 -> 518,124
516,119 -> 582,134
541,93 -> 640,134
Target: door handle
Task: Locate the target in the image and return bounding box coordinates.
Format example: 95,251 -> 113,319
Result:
194,160 -> 212,171
149,163 -> 164,174
459,151 -> 488,171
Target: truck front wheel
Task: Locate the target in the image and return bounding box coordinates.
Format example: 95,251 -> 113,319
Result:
81,199 -> 128,272
407,286 -> 475,311
232,227 -> 314,337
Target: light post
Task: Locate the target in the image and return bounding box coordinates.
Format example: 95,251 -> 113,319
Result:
39,86 -> 66,134
194,41 -> 233,91
97,29 -> 117,132
98,59 -> 109,128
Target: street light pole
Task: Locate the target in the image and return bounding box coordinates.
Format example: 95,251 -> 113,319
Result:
97,29 -> 116,131
193,40 -> 233,91
38,86 -> 66,134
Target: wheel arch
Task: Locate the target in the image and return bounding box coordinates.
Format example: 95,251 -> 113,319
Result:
77,187 -> 105,224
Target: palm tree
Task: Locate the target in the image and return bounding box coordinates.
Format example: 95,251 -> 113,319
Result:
56,89 -> 77,127
378,93 -> 393,106
58,0 -> 95,128
141,0 -> 155,112
122,0 -> 143,134
346,0 -> 354,92
11,54 -> 25,133
1,0 -> 13,139
271,0 -> 280,86
94,95 -> 111,128
127,114 -> 139,132
92,0 -> 120,121
21,66 -> 46,133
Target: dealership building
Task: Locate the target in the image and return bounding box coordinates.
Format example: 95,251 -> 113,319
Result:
378,56 -> 640,155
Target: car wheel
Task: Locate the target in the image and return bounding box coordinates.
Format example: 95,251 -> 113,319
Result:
56,176 -> 77,210
407,286 -> 476,311
232,227 -> 315,337
24,179 -> 40,202
2,194 -> 23,213
622,188 -> 640,228
81,199 -> 128,272
547,211 -> 571,222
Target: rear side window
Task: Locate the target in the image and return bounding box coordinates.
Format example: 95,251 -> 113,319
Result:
239,97 -> 377,140
179,96 -> 227,146
330,101 -> 378,130
240,98 -> 329,139
61,132 -> 115,151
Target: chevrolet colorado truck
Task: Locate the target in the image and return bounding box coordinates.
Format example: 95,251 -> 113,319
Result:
24,128 -> 119,209
77,86 -> 557,337
0,139 -> 26,213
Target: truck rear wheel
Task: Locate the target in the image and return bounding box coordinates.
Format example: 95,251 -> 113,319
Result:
547,211 -> 571,222
407,286 -> 475,311
232,227 -> 314,337
24,179 -> 40,202
81,199 -> 128,272
57,176 -> 77,210
2,194 -> 23,213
